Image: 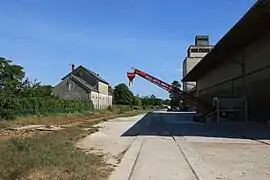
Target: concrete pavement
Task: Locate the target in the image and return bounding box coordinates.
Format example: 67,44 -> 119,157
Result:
78,112 -> 270,180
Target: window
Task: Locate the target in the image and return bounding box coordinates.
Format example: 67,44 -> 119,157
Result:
68,82 -> 74,91
190,48 -> 198,52
199,48 -> 211,53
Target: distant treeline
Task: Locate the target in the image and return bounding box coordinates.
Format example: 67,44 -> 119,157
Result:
112,83 -> 170,107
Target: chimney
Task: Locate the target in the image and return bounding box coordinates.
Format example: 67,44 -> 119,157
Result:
97,73 -> 99,76
71,64 -> 75,72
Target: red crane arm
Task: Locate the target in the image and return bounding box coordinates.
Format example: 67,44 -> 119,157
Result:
127,67 -> 214,113
132,68 -> 173,92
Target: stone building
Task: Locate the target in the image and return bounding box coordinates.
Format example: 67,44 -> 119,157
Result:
53,65 -> 113,109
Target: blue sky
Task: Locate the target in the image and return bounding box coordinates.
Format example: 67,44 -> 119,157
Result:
0,0 -> 256,98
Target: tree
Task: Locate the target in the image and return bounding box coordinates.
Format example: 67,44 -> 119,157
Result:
169,80 -> 181,107
133,95 -> 142,106
108,85 -> 114,95
0,57 -> 25,96
172,80 -> 181,89
140,95 -> 164,106
141,96 -> 151,106
113,83 -> 134,105
164,99 -> 170,105
39,85 -> 53,97
19,78 -> 53,98
150,94 -> 156,99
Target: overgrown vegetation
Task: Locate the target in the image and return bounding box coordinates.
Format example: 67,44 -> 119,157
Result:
0,127 -> 112,180
0,109 -> 145,180
0,57 -> 94,120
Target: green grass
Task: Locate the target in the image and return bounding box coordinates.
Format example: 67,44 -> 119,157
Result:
0,109 -> 147,180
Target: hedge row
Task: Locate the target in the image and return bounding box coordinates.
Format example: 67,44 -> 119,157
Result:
0,97 -> 94,120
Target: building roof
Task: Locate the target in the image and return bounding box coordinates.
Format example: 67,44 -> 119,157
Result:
79,65 -> 109,85
62,65 -> 109,85
182,0 -> 270,81
70,74 -> 98,92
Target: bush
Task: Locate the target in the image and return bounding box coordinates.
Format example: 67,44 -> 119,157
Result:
0,97 -> 94,120
119,105 -> 131,112
107,105 -> 113,112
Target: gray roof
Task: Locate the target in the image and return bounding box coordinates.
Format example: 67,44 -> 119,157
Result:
182,0 -> 270,81
79,65 -> 109,84
70,74 -> 98,92
61,65 -> 109,85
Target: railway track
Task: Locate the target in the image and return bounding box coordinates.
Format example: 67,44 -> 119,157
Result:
0,113 -> 111,141
52,114 -> 109,126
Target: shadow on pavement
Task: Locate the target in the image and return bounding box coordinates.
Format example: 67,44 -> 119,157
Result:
121,112 -> 270,140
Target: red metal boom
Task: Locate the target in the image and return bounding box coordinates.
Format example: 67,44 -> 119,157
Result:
127,67 -> 214,113
132,68 -> 173,92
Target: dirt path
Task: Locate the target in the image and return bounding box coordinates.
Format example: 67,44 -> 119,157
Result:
77,114 -> 145,166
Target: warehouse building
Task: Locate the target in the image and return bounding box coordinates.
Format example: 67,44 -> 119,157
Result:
182,0 -> 270,121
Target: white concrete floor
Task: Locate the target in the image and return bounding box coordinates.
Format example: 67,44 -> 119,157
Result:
78,112 -> 270,180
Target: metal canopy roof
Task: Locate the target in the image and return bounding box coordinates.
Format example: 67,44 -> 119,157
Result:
182,0 -> 270,81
